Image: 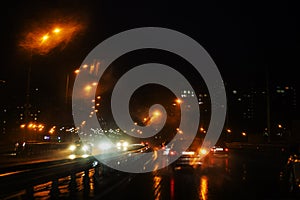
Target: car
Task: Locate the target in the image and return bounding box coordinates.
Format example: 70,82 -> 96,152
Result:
162,145 -> 177,156
210,145 -> 229,156
68,140 -> 93,158
172,147 -> 208,170
116,140 -> 129,151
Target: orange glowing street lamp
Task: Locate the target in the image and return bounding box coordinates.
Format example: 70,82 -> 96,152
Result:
153,110 -> 161,117
175,98 -> 182,104
20,22 -> 83,55
53,28 -> 61,34
41,34 -> 49,43
19,21 -> 83,141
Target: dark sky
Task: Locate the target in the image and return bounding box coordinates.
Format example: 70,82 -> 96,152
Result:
1,0 -> 299,108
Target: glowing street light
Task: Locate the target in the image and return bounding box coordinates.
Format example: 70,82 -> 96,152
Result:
19,20 -> 83,140
200,127 -> 206,134
175,98 -> 182,104
153,110 -> 161,117
53,28 -> 61,34
41,34 -> 49,43
84,85 -> 93,93
20,22 -> 83,55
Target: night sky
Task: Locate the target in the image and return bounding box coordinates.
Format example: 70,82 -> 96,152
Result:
1,0 -> 299,124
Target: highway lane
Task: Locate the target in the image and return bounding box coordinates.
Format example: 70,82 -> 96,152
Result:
1,146 -> 299,200
98,148 -> 299,200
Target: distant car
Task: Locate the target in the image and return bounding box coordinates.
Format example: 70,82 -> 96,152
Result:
162,145 -> 177,156
210,145 -> 229,156
115,140 -> 130,151
172,148 -> 208,170
68,140 -> 93,158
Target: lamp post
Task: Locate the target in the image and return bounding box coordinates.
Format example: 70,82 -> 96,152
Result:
19,21 -> 83,141
65,69 -> 80,104
23,30 -> 59,141
265,65 -> 271,143
23,50 -> 32,141
21,26 -> 67,141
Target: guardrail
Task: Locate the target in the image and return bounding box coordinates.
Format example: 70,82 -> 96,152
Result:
0,144 -> 149,199
0,156 -> 98,199
0,147 -> 147,200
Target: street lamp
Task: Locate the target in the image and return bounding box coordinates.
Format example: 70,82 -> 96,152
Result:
23,29 -> 62,141
19,22 -> 82,141
65,69 -> 80,104
175,98 -> 182,104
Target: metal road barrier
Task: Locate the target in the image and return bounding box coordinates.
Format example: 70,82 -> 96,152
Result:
0,148 -> 143,200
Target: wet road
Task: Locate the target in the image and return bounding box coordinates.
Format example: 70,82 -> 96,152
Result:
1,146 -> 299,200
100,148 -> 297,200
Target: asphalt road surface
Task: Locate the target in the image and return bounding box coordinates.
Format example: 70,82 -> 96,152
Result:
1,146 -> 299,200
99,148 -> 297,200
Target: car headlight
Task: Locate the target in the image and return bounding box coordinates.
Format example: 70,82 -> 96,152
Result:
116,142 -> 122,147
200,148 -> 208,155
122,141 -> 129,147
69,145 -> 76,151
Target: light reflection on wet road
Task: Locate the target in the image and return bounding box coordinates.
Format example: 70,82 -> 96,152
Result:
1,148 -> 298,200
102,149 -> 296,200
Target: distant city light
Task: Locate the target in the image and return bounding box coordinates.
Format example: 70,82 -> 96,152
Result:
44,135 -> 50,140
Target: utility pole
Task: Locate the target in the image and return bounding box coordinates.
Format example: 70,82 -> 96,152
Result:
266,65 -> 271,143
65,74 -> 70,104
24,50 -> 33,141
